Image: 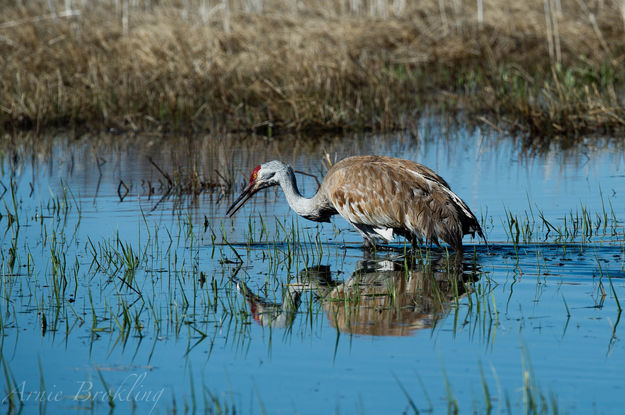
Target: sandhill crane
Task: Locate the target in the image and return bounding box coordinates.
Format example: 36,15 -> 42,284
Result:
226,155 -> 485,252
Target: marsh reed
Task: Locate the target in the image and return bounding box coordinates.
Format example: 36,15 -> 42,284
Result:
2,0 -> 625,139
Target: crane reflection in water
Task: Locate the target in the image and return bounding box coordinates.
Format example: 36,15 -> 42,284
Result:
230,252 -> 481,336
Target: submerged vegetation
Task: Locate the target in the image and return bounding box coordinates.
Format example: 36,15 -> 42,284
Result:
2,0 -> 625,140
1,163 -> 623,412
0,132 -> 624,413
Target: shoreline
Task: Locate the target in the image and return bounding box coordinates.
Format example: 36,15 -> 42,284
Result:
2,1 -> 625,141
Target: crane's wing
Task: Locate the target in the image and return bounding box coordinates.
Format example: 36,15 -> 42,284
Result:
322,156 -> 482,249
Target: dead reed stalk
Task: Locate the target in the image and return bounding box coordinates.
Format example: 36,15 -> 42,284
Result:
1,0 -> 624,140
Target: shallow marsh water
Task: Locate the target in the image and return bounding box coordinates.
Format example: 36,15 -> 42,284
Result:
1,124 -> 624,414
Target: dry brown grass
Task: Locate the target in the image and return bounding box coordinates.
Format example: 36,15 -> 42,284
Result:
1,0 -> 625,139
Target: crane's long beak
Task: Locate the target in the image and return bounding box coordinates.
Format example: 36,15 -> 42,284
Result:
226,182 -> 259,217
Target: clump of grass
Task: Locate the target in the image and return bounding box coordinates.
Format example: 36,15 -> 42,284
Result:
502,195 -> 622,245
1,1 -> 625,140
460,62 -> 625,142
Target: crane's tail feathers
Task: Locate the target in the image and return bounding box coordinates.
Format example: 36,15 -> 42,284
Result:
479,229 -> 489,252
471,225 -> 489,252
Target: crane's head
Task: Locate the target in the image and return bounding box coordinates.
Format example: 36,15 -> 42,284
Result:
226,161 -> 287,217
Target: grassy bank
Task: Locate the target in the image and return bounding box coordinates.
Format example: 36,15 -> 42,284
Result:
1,0 -> 625,140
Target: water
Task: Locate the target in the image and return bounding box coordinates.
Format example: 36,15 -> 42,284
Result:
1,124 -> 624,414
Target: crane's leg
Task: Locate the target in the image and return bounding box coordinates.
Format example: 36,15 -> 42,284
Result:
408,235 -> 424,249
351,223 -> 384,251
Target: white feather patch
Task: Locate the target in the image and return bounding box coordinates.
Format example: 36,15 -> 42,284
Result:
373,227 -> 394,241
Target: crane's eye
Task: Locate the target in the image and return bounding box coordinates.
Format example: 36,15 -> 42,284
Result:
250,165 -> 261,183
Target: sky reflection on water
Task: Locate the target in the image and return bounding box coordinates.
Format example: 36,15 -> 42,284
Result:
1,126 -> 624,414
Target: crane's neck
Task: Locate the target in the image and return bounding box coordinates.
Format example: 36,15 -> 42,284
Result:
278,168 -> 325,221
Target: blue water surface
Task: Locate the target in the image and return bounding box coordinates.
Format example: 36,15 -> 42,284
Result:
1,124 -> 624,414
